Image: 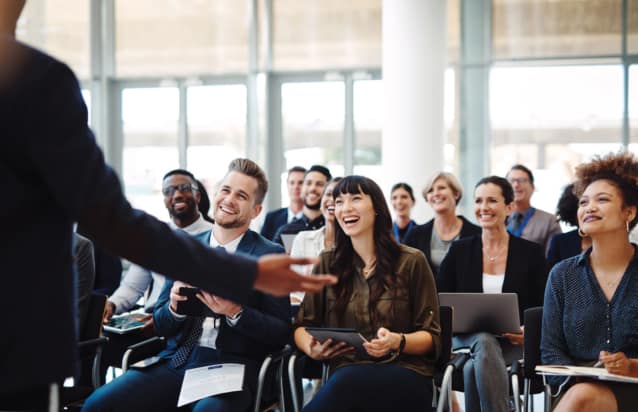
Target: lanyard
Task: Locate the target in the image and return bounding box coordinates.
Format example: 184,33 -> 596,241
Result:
508,207 -> 535,237
393,220 -> 414,243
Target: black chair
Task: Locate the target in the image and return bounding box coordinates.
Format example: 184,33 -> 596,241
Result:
61,294 -> 110,411
288,307 -> 452,412
511,306 -> 551,412
435,305 -> 524,412
120,337 -> 291,412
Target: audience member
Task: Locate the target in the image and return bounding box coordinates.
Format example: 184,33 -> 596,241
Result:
74,233 -> 96,331
294,176 -> 440,411
195,179 -> 215,224
546,183 -> 591,269
261,166 -> 306,240
437,176 -> 547,412
404,172 -> 481,275
273,165 -> 331,245
542,152 -> 638,412
506,164 -> 562,253
290,177 -> 342,304
83,159 -> 291,412
103,170 -> 214,322
0,2 -> 334,406
390,182 -> 416,243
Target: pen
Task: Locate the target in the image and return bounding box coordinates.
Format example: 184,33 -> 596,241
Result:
595,337 -> 638,368
207,364 -> 223,370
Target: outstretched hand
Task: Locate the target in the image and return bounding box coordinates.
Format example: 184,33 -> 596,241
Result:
254,255 -> 337,296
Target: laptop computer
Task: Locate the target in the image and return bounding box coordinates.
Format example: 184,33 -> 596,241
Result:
438,292 -> 521,335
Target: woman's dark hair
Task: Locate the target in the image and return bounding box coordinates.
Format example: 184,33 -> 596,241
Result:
574,151 -> 638,230
474,176 -> 514,205
555,183 -> 579,227
391,182 -> 415,202
331,176 -> 402,322
196,179 -> 215,223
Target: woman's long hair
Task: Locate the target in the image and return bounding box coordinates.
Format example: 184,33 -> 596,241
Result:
331,176 -> 402,322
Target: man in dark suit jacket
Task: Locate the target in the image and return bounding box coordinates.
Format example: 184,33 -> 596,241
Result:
84,159 -> 290,411
260,166 -> 305,241
0,4 -> 332,408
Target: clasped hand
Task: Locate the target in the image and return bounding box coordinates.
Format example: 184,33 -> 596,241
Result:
363,327 -> 400,358
599,351 -> 632,376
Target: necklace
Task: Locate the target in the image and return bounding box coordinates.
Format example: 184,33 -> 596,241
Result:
362,259 -> 377,277
483,246 -> 505,262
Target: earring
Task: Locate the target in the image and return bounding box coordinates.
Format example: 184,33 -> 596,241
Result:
578,228 -> 587,238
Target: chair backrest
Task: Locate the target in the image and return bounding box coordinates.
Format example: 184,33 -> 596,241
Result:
81,294 -> 107,341
437,306 -> 453,369
523,306 -> 543,379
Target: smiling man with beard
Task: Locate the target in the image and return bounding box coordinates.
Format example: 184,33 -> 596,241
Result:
83,159 -> 290,412
273,165 -> 332,247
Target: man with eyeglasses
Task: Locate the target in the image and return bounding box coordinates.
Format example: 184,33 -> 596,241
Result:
506,164 -> 562,254
0,2 -> 335,409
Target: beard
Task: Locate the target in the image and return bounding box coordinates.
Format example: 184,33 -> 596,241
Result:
169,199 -> 198,221
304,196 -> 321,210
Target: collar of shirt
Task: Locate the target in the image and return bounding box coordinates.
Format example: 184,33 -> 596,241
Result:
576,244 -> 638,267
288,207 -> 303,223
169,213 -> 214,235
208,227 -> 245,253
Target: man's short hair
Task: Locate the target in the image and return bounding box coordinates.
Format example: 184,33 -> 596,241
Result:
227,158 -> 269,205
508,164 -> 535,186
305,165 -> 332,182
288,166 -> 306,177
162,169 -> 197,188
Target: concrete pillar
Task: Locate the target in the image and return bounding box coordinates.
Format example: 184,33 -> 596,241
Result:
382,0 -> 447,223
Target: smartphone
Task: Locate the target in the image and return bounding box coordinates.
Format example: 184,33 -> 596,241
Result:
175,287 -> 207,316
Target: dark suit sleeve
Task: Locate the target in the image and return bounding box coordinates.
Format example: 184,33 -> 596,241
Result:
260,211 -> 275,240
24,60 -> 257,304
403,226 -> 419,249
529,243 -> 548,308
546,234 -> 561,269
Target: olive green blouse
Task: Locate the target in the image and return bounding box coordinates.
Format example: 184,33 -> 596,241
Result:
294,244 -> 441,377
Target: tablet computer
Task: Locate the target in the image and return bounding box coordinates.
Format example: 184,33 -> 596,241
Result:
438,292 -> 521,335
305,327 -> 368,354
104,312 -> 151,334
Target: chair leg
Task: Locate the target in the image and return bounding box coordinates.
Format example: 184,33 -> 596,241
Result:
511,374 -> 520,412
254,356 -> 272,412
544,384 -> 551,412
288,353 -> 301,412
523,379 -> 531,412
436,364 -> 454,412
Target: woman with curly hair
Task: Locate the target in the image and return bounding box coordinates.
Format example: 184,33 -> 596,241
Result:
546,183 -> 592,269
293,175 -> 440,411
542,151 -> 638,412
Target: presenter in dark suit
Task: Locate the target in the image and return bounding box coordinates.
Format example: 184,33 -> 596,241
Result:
84,159 -> 291,411
437,176 -> 547,412
260,166 -> 305,241
0,3 -> 333,408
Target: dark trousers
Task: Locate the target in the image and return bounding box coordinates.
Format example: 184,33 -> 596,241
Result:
0,383 -> 57,411
303,363 -> 433,412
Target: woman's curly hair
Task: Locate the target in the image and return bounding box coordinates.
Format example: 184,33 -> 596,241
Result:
574,151 -> 638,230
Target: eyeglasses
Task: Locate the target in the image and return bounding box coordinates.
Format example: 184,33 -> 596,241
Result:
162,183 -> 198,196
508,178 -> 529,185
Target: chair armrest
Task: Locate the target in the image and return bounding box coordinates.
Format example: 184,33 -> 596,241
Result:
254,345 -> 293,412
78,336 -> 109,359
121,336 -> 166,372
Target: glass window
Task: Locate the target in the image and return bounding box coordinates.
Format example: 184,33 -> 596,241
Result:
16,0 -> 90,78
186,84 -> 247,191
353,79 -> 382,181
272,0 -> 381,70
630,65 -> 638,143
281,81 -> 345,202
115,0 -> 249,77
630,0 -> 638,54
122,87 -> 179,220
493,0 -> 622,59
490,65 -> 624,213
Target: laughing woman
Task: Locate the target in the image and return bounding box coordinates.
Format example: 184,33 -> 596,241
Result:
542,152 -> 638,412
294,175 -> 441,411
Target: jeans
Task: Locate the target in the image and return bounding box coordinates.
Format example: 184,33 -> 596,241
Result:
453,333 -> 522,412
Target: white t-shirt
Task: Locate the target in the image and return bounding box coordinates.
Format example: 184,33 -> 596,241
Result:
482,273 -> 505,294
